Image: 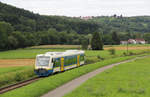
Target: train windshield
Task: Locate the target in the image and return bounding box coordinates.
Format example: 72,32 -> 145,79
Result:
36,56 -> 50,66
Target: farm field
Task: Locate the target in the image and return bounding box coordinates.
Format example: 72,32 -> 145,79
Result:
29,44 -> 150,50
0,45 -> 150,95
0,47 -> 149,60
0,59 -> 34,67
0,54 -> 147,97
0,45 -> 150,88
104,46 -> 150,50
0,49 -> 149,67
29,45 -> 81,49
64,57 -> 150,97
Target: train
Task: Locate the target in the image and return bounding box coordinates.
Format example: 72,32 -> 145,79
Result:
34,50 -> 85,76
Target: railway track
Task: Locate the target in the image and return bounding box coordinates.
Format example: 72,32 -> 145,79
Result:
0,77 -> 41,94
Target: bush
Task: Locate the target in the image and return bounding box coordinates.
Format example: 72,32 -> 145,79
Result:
123,52 -> 128,56
15,72 -> 24,82
108,48 -> 116,55
129,52 -> 136,56
97,55 -> 105,60
85,57 -> 100,64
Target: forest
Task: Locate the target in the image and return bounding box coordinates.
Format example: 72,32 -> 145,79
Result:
0,1 -> 150,50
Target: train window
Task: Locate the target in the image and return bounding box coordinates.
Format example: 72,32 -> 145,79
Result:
53,58 -> 60,67
65,57 -> 69,66
69,57 -> 72,65
73,56 -> 76,64
36,56 -> 50,66
80,55 -> 84,61
75,56 -> 77,63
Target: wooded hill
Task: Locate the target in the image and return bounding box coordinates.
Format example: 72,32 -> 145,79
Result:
90,16 -> 150,44
91,16 -> 150,33
0,2 -> 99,50
0,1 -> 150,50
0,2 -> 99,34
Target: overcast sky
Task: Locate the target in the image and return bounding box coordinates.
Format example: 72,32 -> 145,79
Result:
1,0 -> 150,17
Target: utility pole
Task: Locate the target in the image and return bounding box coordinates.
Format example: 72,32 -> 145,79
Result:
127,41 -> 129,55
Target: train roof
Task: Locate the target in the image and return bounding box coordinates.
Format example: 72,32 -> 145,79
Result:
37,50 -> 84,58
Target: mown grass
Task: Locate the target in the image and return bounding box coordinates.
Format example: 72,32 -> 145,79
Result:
64,56 -> 150,97
0,48 -> 149,88
0,47 -> 148,59
0,54 -> 149,97
0,49 -> 64,59
30,44 -> 150,49
29,45 -> 81,49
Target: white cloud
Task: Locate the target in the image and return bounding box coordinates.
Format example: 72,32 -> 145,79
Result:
1,0 -> 150,16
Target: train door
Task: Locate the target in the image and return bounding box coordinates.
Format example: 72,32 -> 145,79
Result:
60,57 -> 64,71
77,55 -> 80,66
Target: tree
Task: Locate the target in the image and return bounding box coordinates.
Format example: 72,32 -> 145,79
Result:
7,35 -> 18,49
0,21 -> 13,50
24,33 -> 36,46
91,32 -> 103,50
103,34 -> 113,45
81,37 -> 89,50
143,33 -> 150,43
112,31 -> 120,45
12,31 -> 26,48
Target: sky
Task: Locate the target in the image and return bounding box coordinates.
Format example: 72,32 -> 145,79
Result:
1,0 -> 150,17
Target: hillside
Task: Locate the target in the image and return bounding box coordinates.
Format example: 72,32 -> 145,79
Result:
0,2 -> 99,34
90,16 -> 150,33
0,2 -> 99,50
89,16 -> 150,44
1,1 -> 150,50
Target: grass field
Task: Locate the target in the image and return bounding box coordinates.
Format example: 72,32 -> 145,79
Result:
29,45 -> 81,49
0,45 -> 150,95
64,57 -> 150,97
0,48 -> 149,67
0,48 -> 149,59
29,44 -> 150,50
0,49 -> 64,59
0,54 -> 149,97
0,66 -> 35,88
0,47 -> 149,88
0,66 -> 32,75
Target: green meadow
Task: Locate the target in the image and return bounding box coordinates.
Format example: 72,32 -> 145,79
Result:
0,47 -> 149,88
0,48 -> 148,59
0,45 -> 150,96
64,57 -> 150,97
0,54 -> 144,97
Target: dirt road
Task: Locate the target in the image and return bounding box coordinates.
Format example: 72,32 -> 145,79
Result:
41,56 -> 149,97
104,46 -> 150,50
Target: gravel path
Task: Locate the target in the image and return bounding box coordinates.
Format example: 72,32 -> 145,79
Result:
41,55 -> 149,97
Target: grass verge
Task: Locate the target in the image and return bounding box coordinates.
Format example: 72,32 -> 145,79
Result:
0,53 -> 149,97
0,66 -> 36,88
64,56 -> 150,97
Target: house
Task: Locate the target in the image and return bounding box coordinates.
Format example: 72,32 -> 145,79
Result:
80,16 -> 93,20
135,39 -> 146,44
120,38 -> 146,45
120,41 -> 128,45
128,39 -> 136,44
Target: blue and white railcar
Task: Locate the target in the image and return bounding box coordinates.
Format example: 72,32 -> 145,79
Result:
34,50 -> 85,76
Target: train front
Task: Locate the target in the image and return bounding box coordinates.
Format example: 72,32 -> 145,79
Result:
34,54 -> 53,76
